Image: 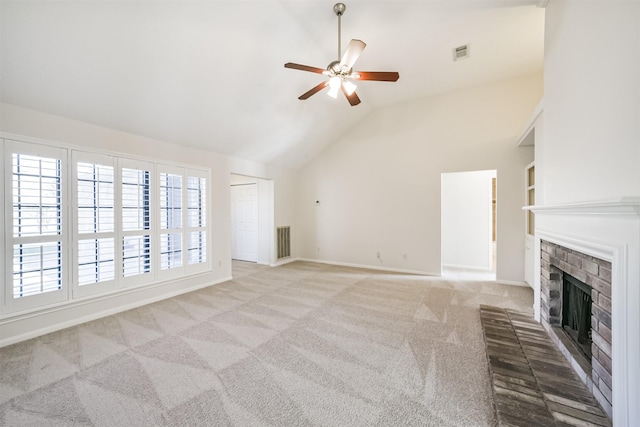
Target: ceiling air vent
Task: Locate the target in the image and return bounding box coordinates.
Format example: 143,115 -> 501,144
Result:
453,44 -> 470,61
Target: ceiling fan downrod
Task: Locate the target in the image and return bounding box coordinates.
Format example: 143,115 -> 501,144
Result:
334,3 -> 346,60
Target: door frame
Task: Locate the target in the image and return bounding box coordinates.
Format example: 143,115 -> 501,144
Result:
230,174 -> 274,265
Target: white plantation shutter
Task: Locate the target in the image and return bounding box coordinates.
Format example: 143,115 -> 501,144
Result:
73,153 -> 116,297
12,153 -> 63,297
13,242 -> 62,297
3,137 -> 210,314
159,170 -> 183,271
121,163 -> 152,282
186,174 -> 207,267
6,141 -> 69,311
77,237 -> 114,284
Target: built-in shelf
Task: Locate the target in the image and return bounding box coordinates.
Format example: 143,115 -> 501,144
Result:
525,162 -> 535,235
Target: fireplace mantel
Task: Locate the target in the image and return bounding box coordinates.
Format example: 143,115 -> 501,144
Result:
524,197 -> 640,216
525,196 -> 640,425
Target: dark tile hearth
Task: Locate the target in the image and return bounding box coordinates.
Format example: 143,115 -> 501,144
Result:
480,305 -> 611,427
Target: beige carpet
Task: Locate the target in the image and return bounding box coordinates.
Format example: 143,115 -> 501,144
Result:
0,261 -> 533,426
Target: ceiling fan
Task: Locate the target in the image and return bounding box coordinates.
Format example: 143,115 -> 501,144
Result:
284,3 -> 399,106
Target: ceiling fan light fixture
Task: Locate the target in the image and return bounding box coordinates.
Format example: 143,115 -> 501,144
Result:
328,76 -> 341,98
343,80 -> 357,95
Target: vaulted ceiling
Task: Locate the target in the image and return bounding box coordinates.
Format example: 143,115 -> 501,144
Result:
0,1 -> 544,169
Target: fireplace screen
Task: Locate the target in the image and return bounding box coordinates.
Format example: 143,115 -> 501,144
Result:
562,273 -> 592,360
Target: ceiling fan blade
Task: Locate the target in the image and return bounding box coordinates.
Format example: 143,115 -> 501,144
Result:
339,39 -> 366,71
284,63 -> 326,74
341,85 -> 361,106
299,81 -> 329,100
354,71 -> 400,82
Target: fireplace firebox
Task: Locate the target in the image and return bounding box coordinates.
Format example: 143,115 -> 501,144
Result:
562,273 -> 592,361
540,240 -> 613,417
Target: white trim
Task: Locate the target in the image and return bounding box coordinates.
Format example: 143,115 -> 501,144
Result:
297,258 -> 439,276
295,258 -> 527,286
516,98 -> 543,146
269,257 -> 298,267
525,197 -> 640,216
537,229 -> 619,264
442,263 -> 493,272
0,273 -> 231,348
496,279 -> 530,287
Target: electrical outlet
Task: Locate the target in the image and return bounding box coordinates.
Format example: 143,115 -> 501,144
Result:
218,261 -> 222,267
403,254 -> 407,260
376,252 -> 381,258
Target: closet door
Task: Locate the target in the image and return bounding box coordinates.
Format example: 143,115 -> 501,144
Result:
231,184 -> 258,262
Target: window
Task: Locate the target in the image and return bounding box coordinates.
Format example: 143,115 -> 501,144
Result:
5,141 -> 68,311
159,170 -> 183,271
121,163 -> 151,281
13,153 -> 62,297
3,137 -> 210,314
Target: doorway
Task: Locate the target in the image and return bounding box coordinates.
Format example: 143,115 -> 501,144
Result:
230,174 -> 274,265
441,170 -> 497,280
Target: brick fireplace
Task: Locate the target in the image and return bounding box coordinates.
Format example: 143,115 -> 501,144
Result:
530,197 -> 640,425
540,240 -> 612,415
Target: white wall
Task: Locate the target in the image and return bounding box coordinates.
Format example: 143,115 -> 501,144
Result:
0,102 -> 296,344
296,74 -> 542,282
537,1 -> 640,423
541,0 -> 640,205
442,170 -> 495,270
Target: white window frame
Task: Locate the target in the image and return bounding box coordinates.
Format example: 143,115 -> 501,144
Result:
3,140 -> 70,313
2,134 -> 211,316
72,151 -> 117,298
119,158 -> 154,287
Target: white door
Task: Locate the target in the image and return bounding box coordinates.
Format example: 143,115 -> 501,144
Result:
231,184 -> 258,262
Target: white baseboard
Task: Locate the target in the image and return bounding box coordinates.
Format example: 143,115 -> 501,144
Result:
442,263 -> 493,272
496,279 -> 531,287
0,275 -> 232,348
270,257 -> 299,267
297,258 -> 438,276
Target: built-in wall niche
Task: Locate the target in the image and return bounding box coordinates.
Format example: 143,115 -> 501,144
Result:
526,162 -> 535,236
523,161 -> 536,287
517,99 -> 541,289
